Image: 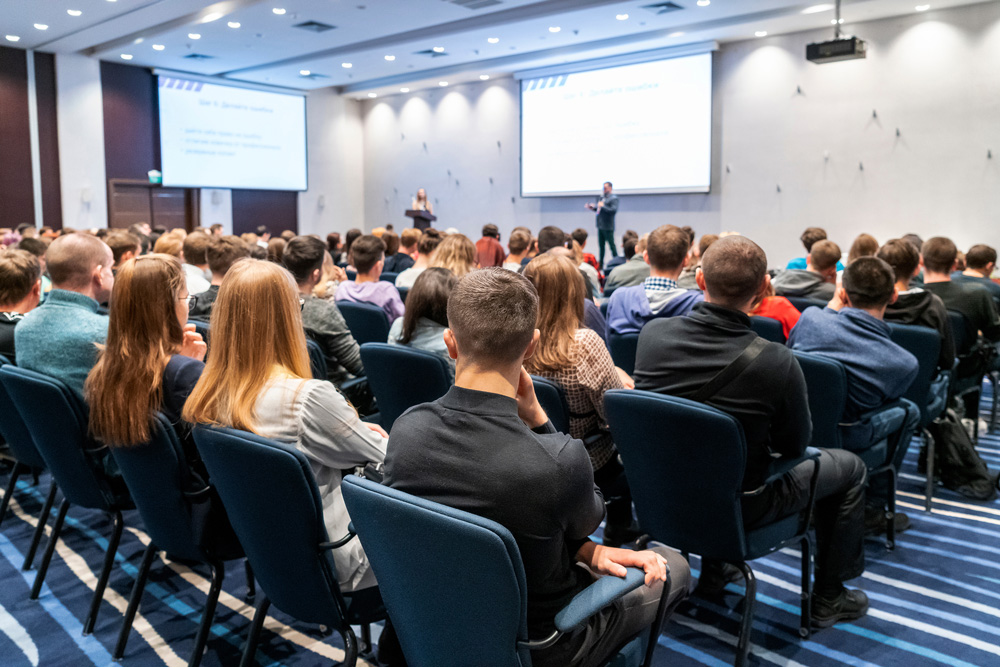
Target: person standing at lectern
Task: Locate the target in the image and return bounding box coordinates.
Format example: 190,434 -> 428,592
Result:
585,181 -> 618,269
412,188 -> 434,215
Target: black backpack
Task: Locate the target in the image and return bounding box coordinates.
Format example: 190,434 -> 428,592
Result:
925,408 -> 999,501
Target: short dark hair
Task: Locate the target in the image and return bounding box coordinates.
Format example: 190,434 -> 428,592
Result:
382,231 -> 400,256
256,225 -> 269,236
645,225 -> 690,272
698,234 -> 719,257
681,226 -> 696,248
921,237 -> 957,274
537,226 -> 567,254
876,239 -> 921,283
623,237 -> 638,259
902,234 -> 923,253
282,236 -> 326,283
351,235 -> 386,274
183,232 -> 211,265
800,227 -> 827,252
15,237 -> 47,258
482,224 -> 500,239
206,235 -> 251,276
700,236 -> 768,308
105,230 -> 141,265
571,228 -> 588,246
965,244 -> 997,270
809,240 -> 841,272
344,228 -> 362,257
0,249 -> 41,307
448,268 -> 538,366
842,257 -> 896,309
604,181 -> 613,189
326,232 -> 341,254
417,229 -> 443,255
508,229 -> 531,254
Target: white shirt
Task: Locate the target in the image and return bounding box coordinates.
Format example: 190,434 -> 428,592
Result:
183,263 -> 211,295
394,266 -> 426,289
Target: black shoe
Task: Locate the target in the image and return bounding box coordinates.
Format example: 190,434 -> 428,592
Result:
694,562 -> 743,598
812,587 -> 869,628
864,506 -> 911,536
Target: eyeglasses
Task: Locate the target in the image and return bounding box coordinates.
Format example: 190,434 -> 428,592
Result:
180,295 -> 198,308
299,297 -> 306,311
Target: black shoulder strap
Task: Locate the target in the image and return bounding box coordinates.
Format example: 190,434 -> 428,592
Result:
691,337 -> 769,403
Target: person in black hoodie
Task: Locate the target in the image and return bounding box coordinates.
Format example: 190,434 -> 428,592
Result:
878,239 -> 955,372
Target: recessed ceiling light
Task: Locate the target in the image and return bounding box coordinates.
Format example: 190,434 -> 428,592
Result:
479,74 -> 490,80
432,46 -> 445,53
384,55 -> 395,61
34,23 -> 49,30
134,37 -> 144,44
697,0 -> 710,6
188,33 -> 201,39
5,35 -> 20,42
802,4 -> 834,13
548,26 -> 561,33
341,62 -> 352,68
487,37 -> 499,44
228,21 -> 241,28
272,7 -> 286,15
368,93 -> 377,98
299,69 -> 311,76
400,87 -> 409,93
121,54 -> 133,60
915,4 -> 930,10
830,18 -> 844,24
669,31 -> 685,37
755,30 -> 768,37
439,81 -> 448,87
616,14 -> 629,21
67,9 -> 83,17
202,12 -> 223,23
152,44 -> 165,51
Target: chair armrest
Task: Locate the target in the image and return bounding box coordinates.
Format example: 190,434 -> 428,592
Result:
553,566 -> 646,633
340,377 -> 367,393
764,447 -> 820,486
319,525 -> 357,551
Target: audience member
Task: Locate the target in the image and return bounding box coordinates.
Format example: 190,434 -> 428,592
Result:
280,229 -> 296,242
240,233 -> 259,248
153,234 -> 183,258
569,239 -> 601,298
678,233 -> 718,289
267,237 -> 287,264
106,230 -> 142,272
335,235 -> 405,323
603,234 -> 649,296
15,234 -> 114,397
523,254 -> 639,545
388,268 -> 457,379
184,259 -> 387,594
787,227 -> 845,272
209,223 -> 223,237
254,225 -> 271,247
313,250 -> 348,300
327,232 -> 343,264
283,236 -> 365,386
343,228 -> 363,268
475,224 -> 507,268
187,236 -> 251,320
921,237 -> 1000,343
606,225 -> 703,335
570,228 -> 603,277
749,283 -> 801,338
877,239 -> 955,371
14,237 -> 51,298
503,228 -> 532,271
384,268 -> 689,667
395,229 -> 443,289
604,231 -> 638,274
518,225 -> 568,268
384,229 -> 418,273
429,233 -> 477,279
634,235 -> 868,624
548,247 -> 611,343
0,250 -> 42,363
953,244 -> 1000,303
380,231 -> 404,274
847,234 -> 879,265
182,232 -> 212,295
773,240 -> 841,301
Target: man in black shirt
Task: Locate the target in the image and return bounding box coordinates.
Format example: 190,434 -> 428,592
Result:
0,250 -> 42,363
633,235 -> 869,628
384,268 -> 689,667
922,237 -> 1000,344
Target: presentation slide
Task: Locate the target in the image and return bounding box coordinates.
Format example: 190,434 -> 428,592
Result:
158,76 -> 307,191
520,53 -> 712,196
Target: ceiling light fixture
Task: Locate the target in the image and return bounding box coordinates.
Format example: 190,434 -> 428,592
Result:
5,35 -> 20,42
341,62 -> 352,68
830,18 -> 844,24
134,37 -> 144,44
802,4 -> 834,13
228,21 -> 241,28
202,12 -> 223,23
384,55 -> 395,61
915,4 -> 930,10
368,93 -> 377,98
299,69 -> 311,76
121,54 -> 133,60
272,7 -> 286,15
755,30 -> 768,37
432,46 -> 445,53
67,9 -> 83,17
697,0 -> 710,6
616,14 -> 629,21
439,81 -> 448,87
34,23 -> 49,30
400,87 -> 409,93
548,26 -> 561,33
188,33 -> 201,39
487,37 -> 499,44
152,44 -> 165,51
479,74 -> 490,80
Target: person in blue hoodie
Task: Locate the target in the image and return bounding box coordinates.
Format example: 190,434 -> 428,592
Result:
605,224 -> 703,335
787,256 -> 920,535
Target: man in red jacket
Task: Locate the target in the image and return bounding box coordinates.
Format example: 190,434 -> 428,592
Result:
475,223 -> 507,268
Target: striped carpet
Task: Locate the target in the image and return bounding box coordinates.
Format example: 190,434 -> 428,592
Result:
0,388 -> 997,666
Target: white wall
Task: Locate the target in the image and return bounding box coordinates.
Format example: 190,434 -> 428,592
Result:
298,89 -> 365,237
55,54 -> 107,230
198,188 -> 233,233
356,2 -> 1000,265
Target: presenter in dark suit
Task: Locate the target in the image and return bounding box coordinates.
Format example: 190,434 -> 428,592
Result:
585,181 -> 618,268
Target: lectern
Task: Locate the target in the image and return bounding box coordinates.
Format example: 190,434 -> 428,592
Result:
405,209 -> 437,231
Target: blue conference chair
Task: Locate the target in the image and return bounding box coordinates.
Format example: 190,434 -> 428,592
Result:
192,425 -> 386,667
749,316 -> 785,343
188,319 -> 211,343
605,390 -> 819,666
888,323 -> 950,510
110,413 -> 250,667
342,475 -> 669,667
305,337 -> 329,381
0,365 -> 134,635
359,343 -> 452,431
338,301 -> 392,346
397,287 -> 409,304
380,271 -> 399,284
948,311 -> 994,443
346,269 -> 357,282
785,297 -> 827,313
531,376 -> 571,434
793,352 -> 916,550
0,357 -> 57,572
608,332 -> 639,376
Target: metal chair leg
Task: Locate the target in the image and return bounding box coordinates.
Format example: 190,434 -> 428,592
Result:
23,481 -> 58,571
114,543 -> 158,659
239,597 -> 271,667
189,560 -> 225,667
83,510 -> 125,635
989,373 -> 998,434
734,561 -> 757,667
31,498 -> 69,599
885,469 -> 897,551
641,570 -> 674,667
799,535 -> 813,638
341,626 -> 359,667
0,462 -> 25,529
923,430 -> 935,512
244,559 -> 255,601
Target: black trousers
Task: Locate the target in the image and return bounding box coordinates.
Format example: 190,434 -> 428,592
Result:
597,229 -> 617,267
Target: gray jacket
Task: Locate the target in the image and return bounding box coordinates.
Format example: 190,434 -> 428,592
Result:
772,269 -> 836,301
603,255 -> 649,297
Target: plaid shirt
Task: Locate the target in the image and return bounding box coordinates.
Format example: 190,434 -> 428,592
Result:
644,276 -> 678,292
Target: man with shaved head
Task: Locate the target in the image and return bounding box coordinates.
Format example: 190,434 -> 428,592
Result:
15,233 -> 115,397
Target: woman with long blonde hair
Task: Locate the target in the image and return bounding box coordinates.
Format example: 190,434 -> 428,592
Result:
430,233 -> 476,277
183,259 -> 387,592
522,253 -> 638,545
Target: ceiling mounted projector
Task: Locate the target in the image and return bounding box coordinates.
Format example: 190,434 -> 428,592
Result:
806,0 -> 865,64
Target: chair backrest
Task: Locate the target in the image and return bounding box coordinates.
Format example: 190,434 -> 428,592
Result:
380,272 -> 399,284
359,343 -> 452,430
305,338 -> 328,381
531,376 -> 570,434
792,351 -> 848,449
0,358 -> 47,470
604,389 -> 749,562
887,322 -> 942,428
947,310 -> 973,355
342,476 -> 529,667
0,366 -> 116,509
345,269 -> 357,281
337,301 -> 392,346
749,316 -> 785,343
192,425 -> 346,625
608,332 -> 639,376
109,414 -> 205,561
786,297 -> 826,313
397,286 -> 409,304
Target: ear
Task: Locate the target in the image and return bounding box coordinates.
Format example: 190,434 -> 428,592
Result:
643,249 -> 649,264
695,267 -> 707,292
759,273 -> 772,299
31,278 -> 42,299
311,267 -> 322,284
681,254 -> 689,269
837,286 -> 850,307
443,329 -> 459,360
522,329 -> 541,362
890,285 -> 899,306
